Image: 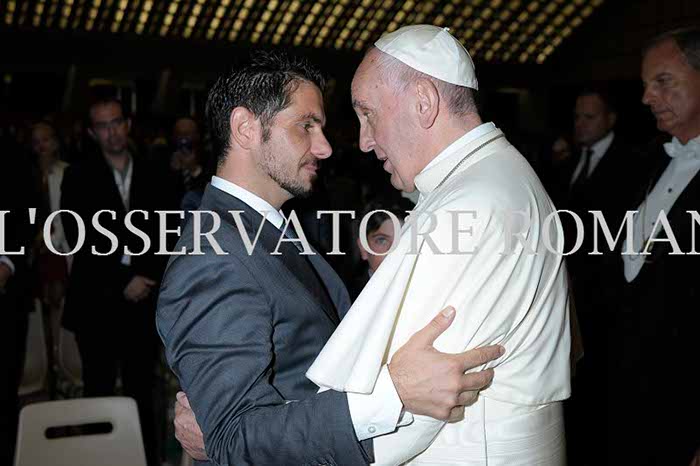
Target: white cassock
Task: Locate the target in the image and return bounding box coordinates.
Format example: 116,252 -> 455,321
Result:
307,125 -> 572,465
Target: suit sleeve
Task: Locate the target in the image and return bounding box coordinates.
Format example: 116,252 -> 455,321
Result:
157,252 -> 372,466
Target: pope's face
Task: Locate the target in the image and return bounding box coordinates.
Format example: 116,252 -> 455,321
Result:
351,51 -> 423,192
642,39 -> 700,143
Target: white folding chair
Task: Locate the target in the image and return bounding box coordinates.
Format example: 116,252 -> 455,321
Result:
14,397 -> 147,466
18,299 -> 48,396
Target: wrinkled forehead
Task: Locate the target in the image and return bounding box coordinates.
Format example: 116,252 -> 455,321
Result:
293,81 -> 325,112
352,50 -> 383,95
642,39 -> 687,76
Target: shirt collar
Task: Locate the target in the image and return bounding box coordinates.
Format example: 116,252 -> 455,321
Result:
414,122 -> 500,195
210,176 -> 286,230
422,122 -> 496,172
587,131 -> 614,162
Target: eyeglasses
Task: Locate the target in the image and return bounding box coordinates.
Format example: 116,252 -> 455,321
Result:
93,117 -> 126,132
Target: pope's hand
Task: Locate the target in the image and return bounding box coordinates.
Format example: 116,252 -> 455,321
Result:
388,306 -> 504,422
174,392 -> 208,461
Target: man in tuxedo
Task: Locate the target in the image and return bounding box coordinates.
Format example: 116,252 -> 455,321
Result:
157,52 -> 503,466
0,139 -> 39,465
61,98 -> 167,465
608,27 -> 700,466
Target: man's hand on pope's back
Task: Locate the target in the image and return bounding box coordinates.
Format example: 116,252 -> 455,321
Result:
388,306 -> 504,422
172,306 -> 503,458
174,392 -> 208,461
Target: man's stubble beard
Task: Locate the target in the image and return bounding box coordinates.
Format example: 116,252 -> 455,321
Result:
258,142 -> 316,199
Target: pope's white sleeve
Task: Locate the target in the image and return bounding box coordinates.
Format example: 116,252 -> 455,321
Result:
369,205 -> 511,464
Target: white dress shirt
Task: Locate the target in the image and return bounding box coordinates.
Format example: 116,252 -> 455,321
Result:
569,131 -> 615,186
210,176 -> 405,441
623,135 -> 700,282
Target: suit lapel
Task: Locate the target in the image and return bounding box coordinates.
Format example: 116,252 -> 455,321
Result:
304,249 -> 350,320
205,185 -> 341,326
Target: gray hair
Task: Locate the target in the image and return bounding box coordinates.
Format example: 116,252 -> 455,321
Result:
644,27 -> 700,71
372,47 -> 478,117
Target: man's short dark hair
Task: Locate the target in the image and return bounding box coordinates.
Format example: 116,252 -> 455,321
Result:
644,27 -> 700,71
88,96 -> 127,126
577,86 -> 618,114
206,51 -> 326,167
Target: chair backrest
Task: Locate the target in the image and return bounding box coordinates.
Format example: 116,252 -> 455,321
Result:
14,397 -> 147,466
18,300 -> 48,396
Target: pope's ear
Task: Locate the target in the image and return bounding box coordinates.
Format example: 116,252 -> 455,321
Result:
414,78 -> 440,129
229,107 -> 260,150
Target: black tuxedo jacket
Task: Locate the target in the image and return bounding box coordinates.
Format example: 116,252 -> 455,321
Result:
156,184 -> 372,466
608,143 -> 700,464
60,151 -> 169,332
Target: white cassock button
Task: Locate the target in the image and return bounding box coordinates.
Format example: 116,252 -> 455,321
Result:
368,426 -> 377,434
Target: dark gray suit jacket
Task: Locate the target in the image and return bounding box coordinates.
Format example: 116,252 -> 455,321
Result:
157,184 -> 373,466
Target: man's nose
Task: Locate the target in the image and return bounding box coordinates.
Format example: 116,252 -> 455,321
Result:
359,125 -> 374,153
312,132 -> 332,159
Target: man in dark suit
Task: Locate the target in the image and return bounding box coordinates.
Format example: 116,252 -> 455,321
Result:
562,88 -> 638,465
607,27 -> 700,466
157,52 -> 502,466
61,97 -> 167,465
0,139 -> 39,466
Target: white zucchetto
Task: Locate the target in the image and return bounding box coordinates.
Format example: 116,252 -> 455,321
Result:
374,24 -> 479,90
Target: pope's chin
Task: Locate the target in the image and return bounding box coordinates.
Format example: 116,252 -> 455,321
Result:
389,173 -> 415,193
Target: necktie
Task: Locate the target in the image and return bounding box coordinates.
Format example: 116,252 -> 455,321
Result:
573,147 -> 593,191
281,221 -> 305,253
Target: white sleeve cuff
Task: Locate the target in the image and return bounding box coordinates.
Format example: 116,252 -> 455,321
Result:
0,256 -> 16,275
347,365 -> 412,441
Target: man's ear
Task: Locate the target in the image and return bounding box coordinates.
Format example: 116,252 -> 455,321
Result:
230,107 -> 259,150
357,237 -> 369,261
608,111 -> 618,129
414,78 -> 440,129
87,127 -> 96,141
